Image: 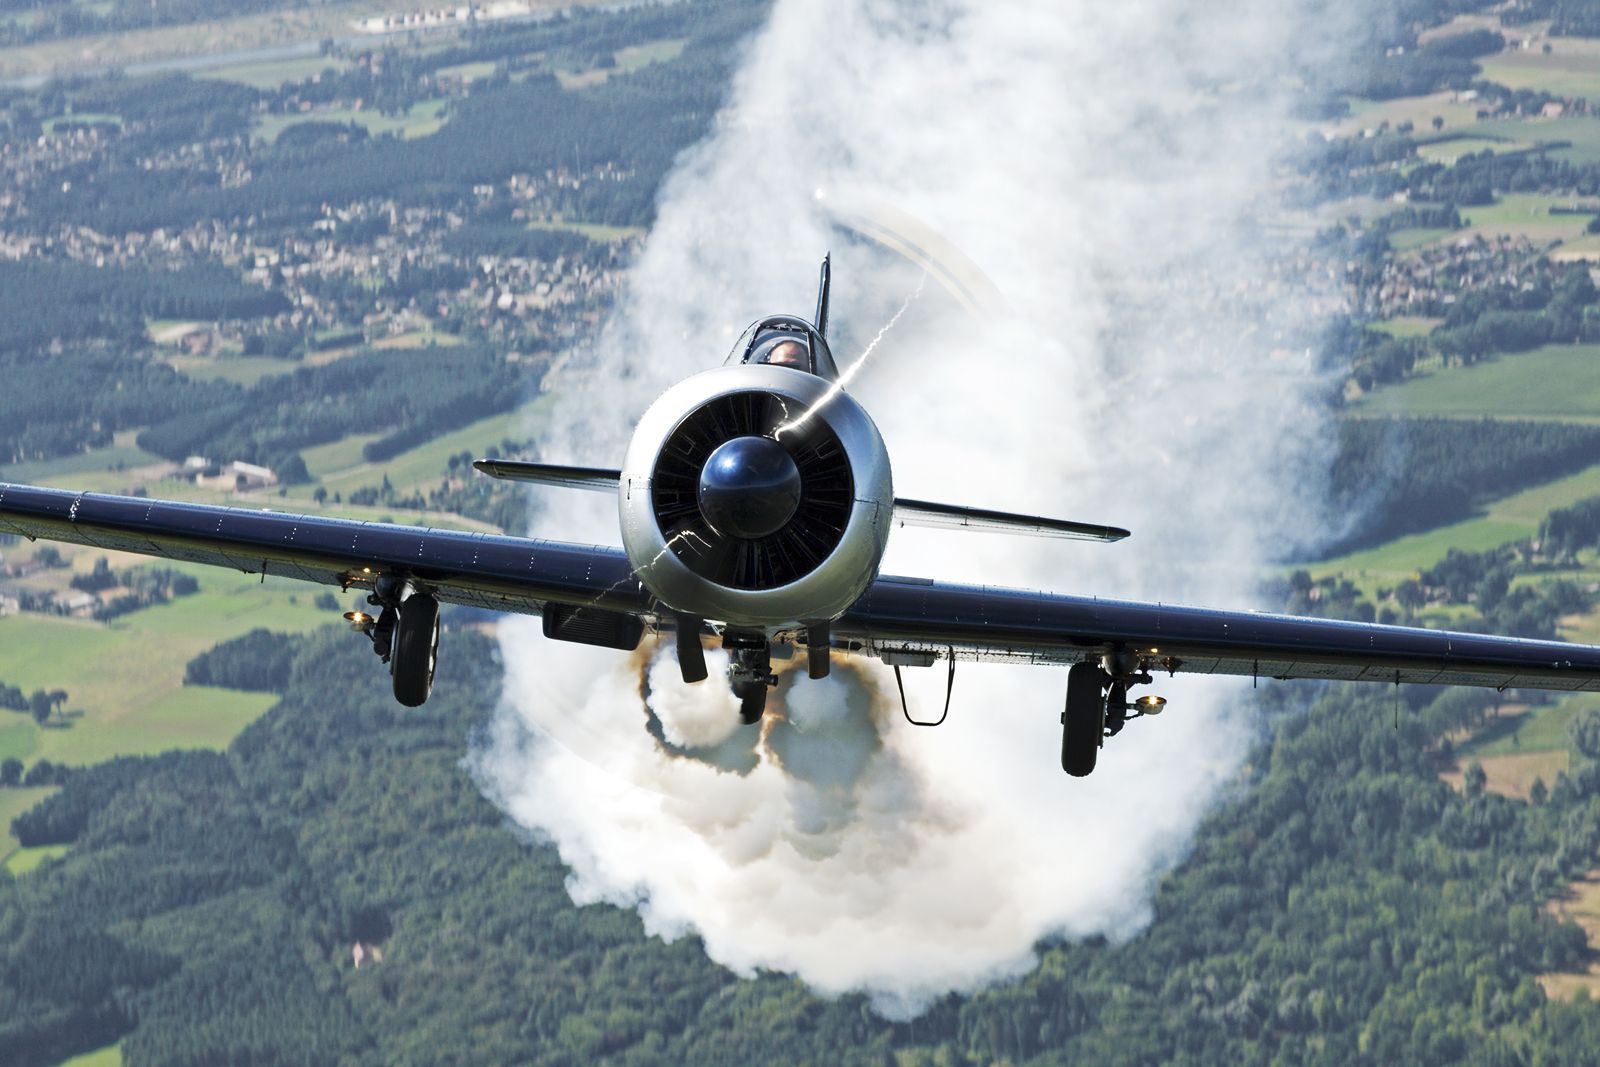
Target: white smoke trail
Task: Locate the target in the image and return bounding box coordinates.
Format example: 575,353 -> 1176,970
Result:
474,0 -> 1353,1014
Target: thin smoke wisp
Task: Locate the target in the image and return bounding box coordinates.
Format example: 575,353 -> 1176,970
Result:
474,0 -> 1349,1015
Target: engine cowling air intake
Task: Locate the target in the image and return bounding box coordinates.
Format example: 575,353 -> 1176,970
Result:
620,365 -> 892,628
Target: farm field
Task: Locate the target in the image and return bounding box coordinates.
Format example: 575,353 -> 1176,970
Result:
288,392 -> 556,503
252,98 -> 449,144
1415,135 -> 1530,163
1354,343 -> 1600,420
162,353 -> 297,386
1474,116 -> 1600,164
1302,459 -> 1600,593
1455,193 -> 1600,244
1477,38 -> 1600,103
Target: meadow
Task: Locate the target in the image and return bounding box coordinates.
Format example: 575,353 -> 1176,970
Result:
1354,343 -> 1600,420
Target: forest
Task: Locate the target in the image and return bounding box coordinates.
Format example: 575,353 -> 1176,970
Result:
5,626 -> 1600,1065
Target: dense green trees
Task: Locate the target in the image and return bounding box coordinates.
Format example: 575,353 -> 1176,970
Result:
1327,417 -> 1600,553
6,624 -> 1600,1066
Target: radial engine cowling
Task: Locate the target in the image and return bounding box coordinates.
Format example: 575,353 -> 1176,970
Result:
619,365 -> 893,628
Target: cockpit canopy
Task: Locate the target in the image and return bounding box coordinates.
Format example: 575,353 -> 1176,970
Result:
725,315 -> 840,381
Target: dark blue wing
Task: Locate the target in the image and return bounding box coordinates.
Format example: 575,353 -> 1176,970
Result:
839,575 -> 1600,693
0,483 -> 651,618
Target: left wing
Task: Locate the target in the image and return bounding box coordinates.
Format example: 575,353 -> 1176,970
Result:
0,483 -> 651,620
837,574 -> 1600,692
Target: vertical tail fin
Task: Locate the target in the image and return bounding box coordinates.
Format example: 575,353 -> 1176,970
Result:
814,253 -> 831,338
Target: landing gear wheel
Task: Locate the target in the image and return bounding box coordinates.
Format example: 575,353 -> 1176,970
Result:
735,681 -> 767,725
391,593 -> 440,708
1061,662 -> 1106,777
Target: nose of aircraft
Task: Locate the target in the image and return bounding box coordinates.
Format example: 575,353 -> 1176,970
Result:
698,435 -> 802,539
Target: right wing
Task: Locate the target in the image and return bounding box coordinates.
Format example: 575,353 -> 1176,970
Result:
837,575 -> 1600,692
0,483 -> 652,620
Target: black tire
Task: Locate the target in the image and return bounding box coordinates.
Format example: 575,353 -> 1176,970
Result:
391,593 -> 440,708
1061,662 -> 1105,777
735,681 -> 766,725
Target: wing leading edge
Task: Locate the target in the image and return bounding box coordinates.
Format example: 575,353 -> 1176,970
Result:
0,483 -> 650,619
837,576 -> 1600,693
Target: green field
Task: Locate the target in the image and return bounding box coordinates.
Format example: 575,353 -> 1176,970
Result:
59,1046 -> 122,1067
1371,316 -> 1442,338
42,111 -> 121,134
555,37 -> 686,90
252,98 -> 449,144
1304,459 -> 1600,585
1458,694 -> 1598,759
164,354 -> 297,386
527,218 -> 647,243
0,786 -> 55,859
1456,193 -> 1599,244
434,59 -> 498,83
197,53 -> 351,89
0,438 -> 166,484
1478,39 -> 1600,103
0,543 -> 342,773
1389,227 -> 1454,251
1475,116 -> 1600,164
1415,136 -> 1528,164
1356,344 -> 1600,419
293,393 -> 556,503
1336,91 -> 1485,137
4,843 -> 69,876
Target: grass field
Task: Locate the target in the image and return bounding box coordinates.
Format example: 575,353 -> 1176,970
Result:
164,354 -> 297,386
1415,135 -> 1529,164
434,59 -> 497,83
42,111 -> 121,134
1303,459 -> 1600,587
1388,227 -> 1454,251
0,787 -> 55,859
0,539 -> 343,775
1474,116 -> 1600,164
291,393 -> 556,503
555,37 -> 685,90
527,219 -> 647,243
197,53 -> 350,89
1456,193 -> 1600,244
1457,696 -> 1595,758
1370,316 -> 1442,338
1356,343 -> 1600,419
1334,91 -> 1485,137
252,98 -> 449,144
58,1046 -> 121,1067
4,843 -> 69,876
0,438 -> 166,484
1478,38 -> 1600,102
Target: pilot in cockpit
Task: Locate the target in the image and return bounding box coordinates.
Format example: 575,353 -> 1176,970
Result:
759,338 -> 809,369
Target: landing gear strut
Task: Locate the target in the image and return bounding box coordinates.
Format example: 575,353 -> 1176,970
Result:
1060,651 -> 1168,777
724,631 -> 773,725
347,576 -> 440,707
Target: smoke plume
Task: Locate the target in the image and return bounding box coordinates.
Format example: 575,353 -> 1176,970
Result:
474,0 -> 1350,1014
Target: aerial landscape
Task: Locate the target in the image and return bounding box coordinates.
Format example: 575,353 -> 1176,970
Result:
8,0 -> 1600,1063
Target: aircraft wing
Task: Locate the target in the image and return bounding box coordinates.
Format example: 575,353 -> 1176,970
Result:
837,575 -> 1600,692
6,483 -> 1598,694
0,483 -> 652,620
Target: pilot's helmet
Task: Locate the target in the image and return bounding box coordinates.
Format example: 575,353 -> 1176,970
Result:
752,336 -> 810,370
